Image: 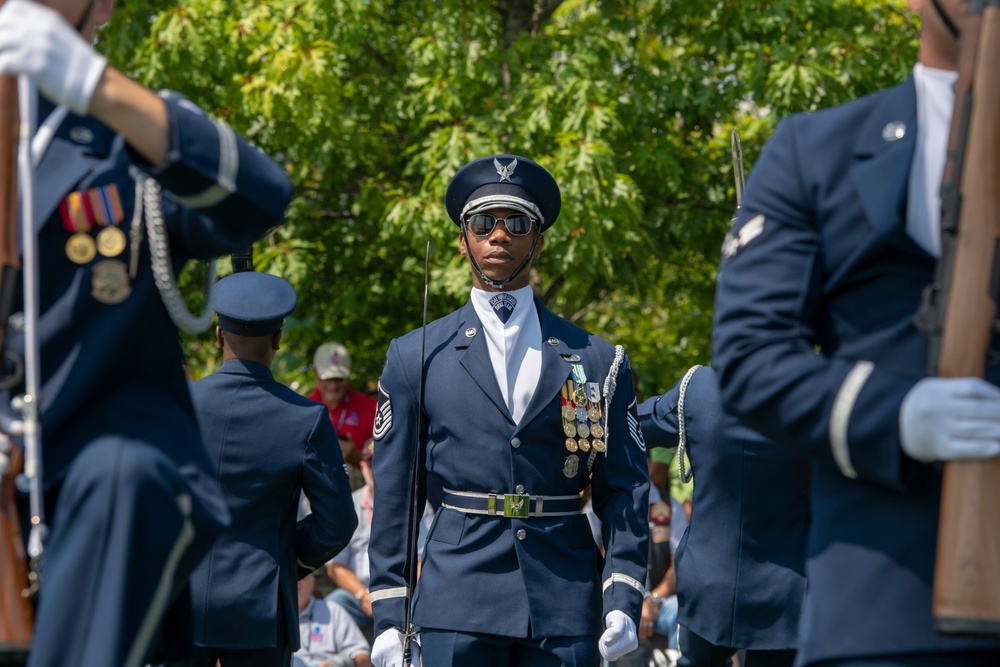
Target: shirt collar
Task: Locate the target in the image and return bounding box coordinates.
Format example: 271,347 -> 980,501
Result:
470,285 -> 534,327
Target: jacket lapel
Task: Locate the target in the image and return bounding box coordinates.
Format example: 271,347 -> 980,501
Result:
32,114 -> 121,234
34,140 -> 95,232
456,302 -> 513,423
515,299 -> 573,431
849,78 -> 928,257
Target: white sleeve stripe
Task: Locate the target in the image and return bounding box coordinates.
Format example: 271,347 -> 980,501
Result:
369,586 -> 408,603
829,360 -> 874,480
170,122 -> 239,210
172,184 -> 230,209
602,573 -> 645,595
216,121 -> 239,191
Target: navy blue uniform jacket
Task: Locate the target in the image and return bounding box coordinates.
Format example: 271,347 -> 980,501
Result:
188,359 -> 357,650
8,93 -> 293,667
713,78 -> 1000,664
369,297 -> 650,639
4,94 -> 293,491
639,366 -> 809,651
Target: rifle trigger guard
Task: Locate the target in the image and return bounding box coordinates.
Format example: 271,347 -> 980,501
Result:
0,350 -> 23,391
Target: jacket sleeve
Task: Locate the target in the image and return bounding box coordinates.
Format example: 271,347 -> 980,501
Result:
712,116 -> 917,491
296,406 -> 358,577
590,352 -> 650,627
367,338 -> 426,634
129,92 -> 294,259
637,379 -> 682,450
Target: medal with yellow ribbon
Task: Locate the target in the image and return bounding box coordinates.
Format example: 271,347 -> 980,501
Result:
59,184 -> 127,264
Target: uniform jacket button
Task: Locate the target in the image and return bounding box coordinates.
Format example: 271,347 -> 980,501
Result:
515,485 -> 525,494
516,529 -> 527,541
510,437 -> 521,448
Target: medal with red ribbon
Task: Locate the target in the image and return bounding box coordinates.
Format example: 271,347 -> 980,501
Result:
58,184 -> 125,264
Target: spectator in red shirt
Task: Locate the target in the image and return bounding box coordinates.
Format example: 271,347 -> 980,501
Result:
309,342 -> 377,469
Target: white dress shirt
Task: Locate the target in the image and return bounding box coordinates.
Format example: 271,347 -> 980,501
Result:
470,285 -> 541,424
907,62 -> 958,258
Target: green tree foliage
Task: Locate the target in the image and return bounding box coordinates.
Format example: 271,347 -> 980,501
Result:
100,0 -> 917,395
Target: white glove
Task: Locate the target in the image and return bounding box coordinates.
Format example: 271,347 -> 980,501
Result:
371,628 -> 420,667
598,609 -> 638,662
0,0 -> 107,114
899,377 -> 1000,463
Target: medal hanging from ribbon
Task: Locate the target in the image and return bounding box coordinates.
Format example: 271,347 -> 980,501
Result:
91,185 -> 127,258
58,184 -> 132,304
559,365 -> 607,474
59,184 -> 126,260
60,189 -> 97,265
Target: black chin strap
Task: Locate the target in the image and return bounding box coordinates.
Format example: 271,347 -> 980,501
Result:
73,0 -> 98,34
929,0 -> 961,40
461,225 -> 540,290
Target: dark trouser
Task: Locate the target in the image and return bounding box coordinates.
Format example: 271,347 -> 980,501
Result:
27,437 -> 228,667
152,595 -> 292,667
811,652 -> 1000,667
152,646 -> 292,667
678,625 -> 796,667
186,646 -> 292,667
421,629 -> 600,667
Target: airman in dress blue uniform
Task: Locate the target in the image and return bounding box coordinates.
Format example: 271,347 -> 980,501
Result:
183,272 -> 358,667
367,154 -> 650,667
639,365 -> 809,667
712,1 -> 1000,666
0,1 -> 294,665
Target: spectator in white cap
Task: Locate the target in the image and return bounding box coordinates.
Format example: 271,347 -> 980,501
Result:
309,342 -> 378,469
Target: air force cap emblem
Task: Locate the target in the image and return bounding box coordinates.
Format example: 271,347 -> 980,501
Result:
494,157 -> 518,182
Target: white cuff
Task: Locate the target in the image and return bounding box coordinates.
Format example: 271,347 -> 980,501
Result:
602,573 -> 645,595
829,361 -> 873,479
369,586 -> 408,603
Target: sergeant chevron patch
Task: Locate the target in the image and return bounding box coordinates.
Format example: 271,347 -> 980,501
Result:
373,382 -> 393,441
627,399 -> 645,453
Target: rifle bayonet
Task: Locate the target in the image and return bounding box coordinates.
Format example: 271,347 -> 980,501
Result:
731,128 -> 745,209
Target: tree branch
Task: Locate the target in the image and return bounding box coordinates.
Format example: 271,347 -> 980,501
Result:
363,41 -> 390,69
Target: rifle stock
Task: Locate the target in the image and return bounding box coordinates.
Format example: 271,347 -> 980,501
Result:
1,444 -> 32,653
931,0 -> 1000,637
0,67 -> 31,654
230,246 -> 254,274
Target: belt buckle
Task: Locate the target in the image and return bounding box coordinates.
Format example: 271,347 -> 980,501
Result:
503,493 -> 530,518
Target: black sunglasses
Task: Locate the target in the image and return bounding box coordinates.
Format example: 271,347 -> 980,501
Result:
464,213 -> 535,237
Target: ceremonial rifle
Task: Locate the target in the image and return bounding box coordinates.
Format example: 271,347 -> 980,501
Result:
917,0 -> 1000,637
0,62 -> 34,659
230,246 -> 254,274
677,128 -> 747,484
402,240 -> 430,666
731,128 -> 745,209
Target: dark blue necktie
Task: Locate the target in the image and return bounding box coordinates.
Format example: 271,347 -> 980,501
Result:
489,293 -> 517,324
